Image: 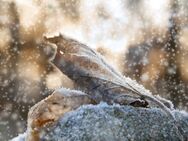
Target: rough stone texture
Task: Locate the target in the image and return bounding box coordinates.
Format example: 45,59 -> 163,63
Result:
12,103 -> 188,141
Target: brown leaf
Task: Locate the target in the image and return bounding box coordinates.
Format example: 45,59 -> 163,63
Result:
44,34 -> 174,119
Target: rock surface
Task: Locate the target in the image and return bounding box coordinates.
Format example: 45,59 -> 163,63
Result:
12,103 -> 188,141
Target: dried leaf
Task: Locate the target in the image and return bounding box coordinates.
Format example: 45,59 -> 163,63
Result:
44,34 -> 174,119
26,88 -> 94,141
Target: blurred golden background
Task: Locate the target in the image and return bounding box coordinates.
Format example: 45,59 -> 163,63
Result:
0,0 -> 188,140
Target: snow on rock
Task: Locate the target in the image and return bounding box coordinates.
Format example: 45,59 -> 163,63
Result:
11,133 -> 26,141
56,87 -> 88,97
11,103 -> 188,141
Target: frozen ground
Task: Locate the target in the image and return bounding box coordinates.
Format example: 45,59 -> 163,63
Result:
12,103 -> 188,141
